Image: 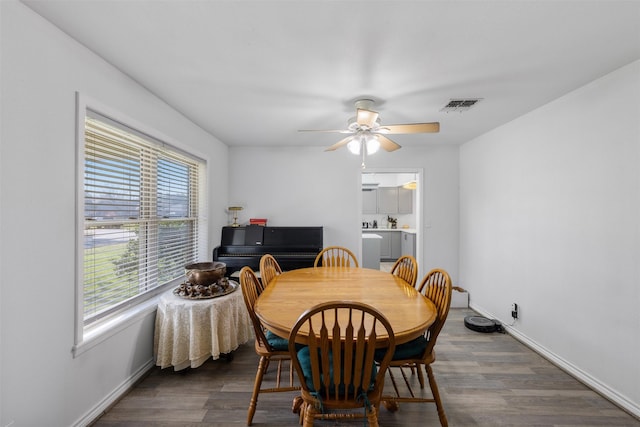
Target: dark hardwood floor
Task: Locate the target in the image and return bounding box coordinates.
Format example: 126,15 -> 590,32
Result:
92,308 -> 640,426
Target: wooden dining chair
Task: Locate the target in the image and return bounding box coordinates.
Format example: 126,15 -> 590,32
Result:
259,253 -> 282,287
390,255 -> 418,287
288,301 -> 396,427
313,246 -> 359,268
239,267 -> 300,426
378,268 -> 452,427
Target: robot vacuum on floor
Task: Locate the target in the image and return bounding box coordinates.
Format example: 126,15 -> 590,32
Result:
464,315 -> 502,333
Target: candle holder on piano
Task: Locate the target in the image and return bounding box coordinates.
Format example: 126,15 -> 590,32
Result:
228,206 -> 243,227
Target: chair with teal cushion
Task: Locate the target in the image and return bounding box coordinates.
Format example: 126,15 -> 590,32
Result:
239,267 -> 300,425
377,268 -> 452,426
288,301 -> 395,426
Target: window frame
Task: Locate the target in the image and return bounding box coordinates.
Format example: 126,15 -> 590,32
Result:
73,93 -> 208,357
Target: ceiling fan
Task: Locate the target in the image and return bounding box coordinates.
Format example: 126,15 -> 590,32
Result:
299,99 -> 440,155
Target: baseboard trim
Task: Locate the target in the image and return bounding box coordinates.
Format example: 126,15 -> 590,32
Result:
73,358 -> 156,427
469,303 -> 640,420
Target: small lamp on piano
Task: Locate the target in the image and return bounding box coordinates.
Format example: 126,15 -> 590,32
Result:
227,206 -> 243,227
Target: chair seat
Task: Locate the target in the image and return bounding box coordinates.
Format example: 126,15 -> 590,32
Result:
265,330 -> 289,351
297,347 -> 377,396
375,335 -> 427,361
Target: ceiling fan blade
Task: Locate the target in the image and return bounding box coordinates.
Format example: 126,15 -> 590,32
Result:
378,122 -> 440,134
298,129 -> 353,134
356,108 -> 379,128
324,136 -> 353,152
377,135 -> 401,152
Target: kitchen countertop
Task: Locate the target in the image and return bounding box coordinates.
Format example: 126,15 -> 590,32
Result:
362,233 -> 383,239
362,228 -> 416,234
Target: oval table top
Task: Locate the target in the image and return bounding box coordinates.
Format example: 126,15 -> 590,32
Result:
254,267 -> 436,345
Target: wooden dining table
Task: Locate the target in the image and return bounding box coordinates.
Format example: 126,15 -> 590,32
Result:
254,267 -> 436,345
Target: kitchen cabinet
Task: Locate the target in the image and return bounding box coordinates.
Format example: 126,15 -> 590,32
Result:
377,187 -> 398,214
379,232 -> 391,258
362,188 -> 378,214
398,187 -> 413,214
390,232 -> 402,260
378,231 -> 401,261
363,230 -> 401,261
401,232 -> 416,257
365,186 -> 413,214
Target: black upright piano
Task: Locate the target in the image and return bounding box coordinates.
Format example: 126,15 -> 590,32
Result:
212,225 -> 323,276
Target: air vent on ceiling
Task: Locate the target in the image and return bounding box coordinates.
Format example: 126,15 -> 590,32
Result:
441,98 -> 482,112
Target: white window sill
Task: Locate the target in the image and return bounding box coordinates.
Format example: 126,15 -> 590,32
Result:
72,296 -> 160,358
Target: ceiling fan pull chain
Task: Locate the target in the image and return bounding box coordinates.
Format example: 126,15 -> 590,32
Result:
361,142 -> 367,169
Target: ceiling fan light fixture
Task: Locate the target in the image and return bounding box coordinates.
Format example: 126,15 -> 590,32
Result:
347,138 -> 361,155
366,135 -> 380,154
347,132 -> 379,156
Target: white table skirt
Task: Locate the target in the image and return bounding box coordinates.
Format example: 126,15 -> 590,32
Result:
154,283 -> 253,370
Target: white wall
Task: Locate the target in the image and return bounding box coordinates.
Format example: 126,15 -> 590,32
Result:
460,60 -> 640,415
228,143 -> 459,281
0,2 -> 228,426
8,0 -> 636,423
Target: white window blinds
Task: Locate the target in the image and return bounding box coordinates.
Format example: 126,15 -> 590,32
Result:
83,114 -> 201,325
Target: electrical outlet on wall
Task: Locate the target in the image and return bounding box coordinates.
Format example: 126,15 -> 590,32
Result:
511,303 -> 518,319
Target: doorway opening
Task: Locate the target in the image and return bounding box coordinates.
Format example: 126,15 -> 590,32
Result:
360,169 -> 422,277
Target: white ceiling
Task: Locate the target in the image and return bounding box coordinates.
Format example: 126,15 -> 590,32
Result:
23,0 -> 640,150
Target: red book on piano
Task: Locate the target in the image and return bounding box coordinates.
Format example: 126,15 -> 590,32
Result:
249,218 -> 267,226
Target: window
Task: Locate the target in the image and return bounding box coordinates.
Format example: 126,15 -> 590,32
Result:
75,104 -> 205,354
